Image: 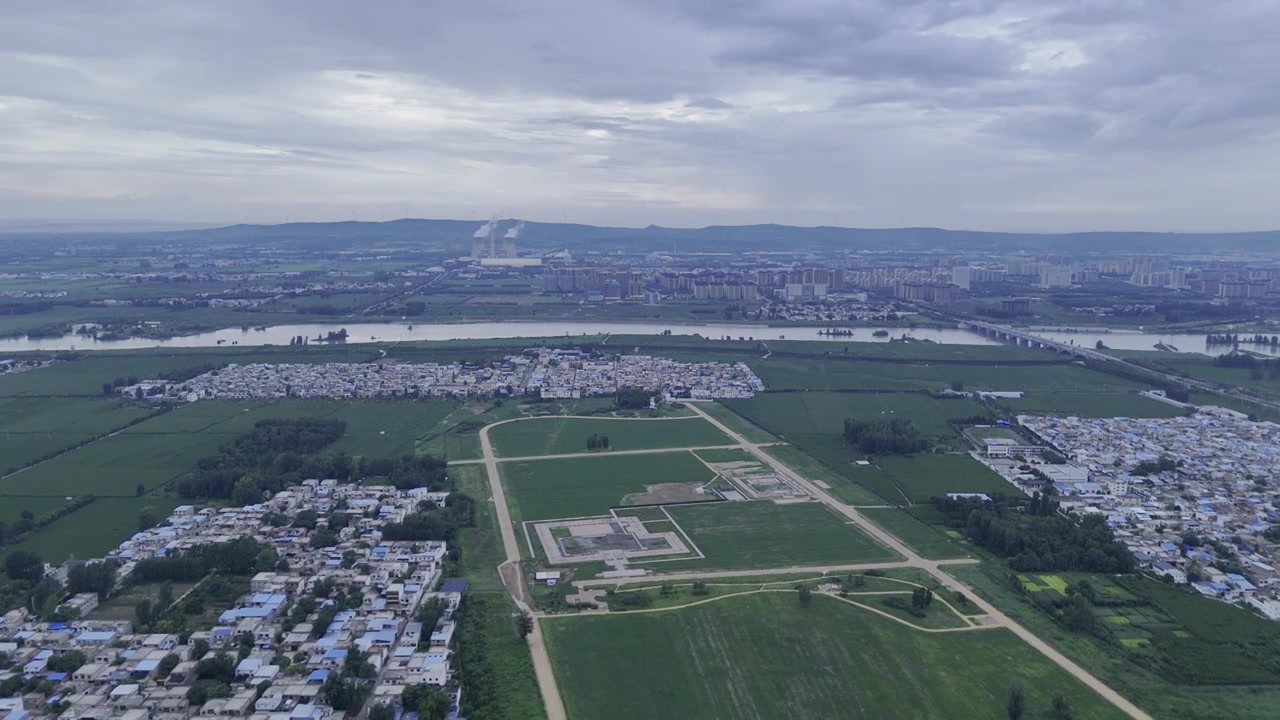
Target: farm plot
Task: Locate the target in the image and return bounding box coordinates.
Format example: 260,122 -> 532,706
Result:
998,392 -> 1184,418
489,416 -> 731,458
543,592 -> 1127,720
655,501 -> 898,571
725,392 -> 988,437
500,452 -> 716,522
3,497 -> 184,563
857,507 -> 973,560
0,427 -> 231,498
0,397 -> 157,472
875,454 -> 1021,504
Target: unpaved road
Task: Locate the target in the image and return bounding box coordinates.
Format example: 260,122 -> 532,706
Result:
682,402 -> 1154,720
477,407 -> 1153,720
478,417 -> 569,720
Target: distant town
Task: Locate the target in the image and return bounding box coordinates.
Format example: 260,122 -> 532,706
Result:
139,349 -> 764,402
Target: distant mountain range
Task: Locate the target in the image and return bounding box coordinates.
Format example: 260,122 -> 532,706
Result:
9,217 -> 1280,253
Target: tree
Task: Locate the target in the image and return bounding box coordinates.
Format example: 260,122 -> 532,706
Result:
797,584 -> 813,607
516,611 -> 534,638
4,551 -> 44,585
137,506 -> 160,533
231,476 -> 262,507
67,561 -> 118,600
135,483 -> 146,497
1050,693 -> 1075,720
949,381 -> 964,392
369,704 -> 395,720
191,638 -> 210,661
1007,681 -> 1026,720
157,653 -> 180,679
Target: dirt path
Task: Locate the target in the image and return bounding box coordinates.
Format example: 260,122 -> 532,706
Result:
451,442 -> 740,465
476,406 -> 1152,720
681,402 -> 1154,720
478,418 -> 569,720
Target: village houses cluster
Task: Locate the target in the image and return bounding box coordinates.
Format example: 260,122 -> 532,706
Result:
161,348 -> 763,402
1005,408 -> 1280,620
0,482 -> 469,719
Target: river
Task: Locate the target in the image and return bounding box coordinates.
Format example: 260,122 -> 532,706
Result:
0,320 -> 1263,356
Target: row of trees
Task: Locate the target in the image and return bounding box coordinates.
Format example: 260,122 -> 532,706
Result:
0,496 -> 97,547
380,494 -> 477,543
585,433 -> 611,451
934,495 -> 1136,574
843,418 -> 929,455
132,537 -> 278,582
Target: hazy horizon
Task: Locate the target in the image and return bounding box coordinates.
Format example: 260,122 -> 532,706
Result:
3,1 -> 1278,234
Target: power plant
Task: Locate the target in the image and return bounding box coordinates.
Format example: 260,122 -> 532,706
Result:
470,217 -> 521,259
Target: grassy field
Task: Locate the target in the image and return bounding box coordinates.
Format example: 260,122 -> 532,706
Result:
948,562 -> 1280,720
725,392 -> 988,437
0,397 -> 158,472
0,426 -> 234,497
875,454 -> 1021,504
998,391 -> 1184,418
454,464 -> 506,593
691,447 -> 757,464
4,496 -> 184,562
656,501 -> 898,570
501,452 -> 715,522
857,507 -> 973,559
543,592 -> 1127,720
490,416 -> 731,458
702,402 -> 779,443
751,356 -> 1141,393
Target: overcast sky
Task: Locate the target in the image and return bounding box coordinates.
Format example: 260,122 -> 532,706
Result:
2,0 -> 1277,232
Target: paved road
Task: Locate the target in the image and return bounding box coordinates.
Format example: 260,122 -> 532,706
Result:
682,402 -> 1154,720
477,417 -> 569,720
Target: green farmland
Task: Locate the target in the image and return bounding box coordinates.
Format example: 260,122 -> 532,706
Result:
4,496 -> 184,563
997,391 -> 1184,418
489,416 -> 731,458
875,453 -> 1020,504
0,397 -> 158,472
543,592 -> 1126,720
500,452 -> 715,522
725,392 -> 988,437
656,501 -> 897,570
857,506 -> 973,559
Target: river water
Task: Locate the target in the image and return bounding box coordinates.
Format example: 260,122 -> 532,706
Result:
0,320 -> 1262,356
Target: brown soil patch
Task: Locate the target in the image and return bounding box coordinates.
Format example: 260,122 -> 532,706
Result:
622,483 -> 713,506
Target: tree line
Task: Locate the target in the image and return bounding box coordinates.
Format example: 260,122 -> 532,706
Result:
934,495 -> 1135,574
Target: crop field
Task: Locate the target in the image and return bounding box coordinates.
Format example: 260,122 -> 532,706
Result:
857,507 -> 972,559
543,592 -> 1126,720
4,496 -> 184,563
0,426 -> 232,498
702,402 -> 779,443
500,452 -> 715,522
875,454 -> 1020,504
751,356 -> 1141,393
725,392 -> 987,437
489,416 -> 731,458
656,501 -> 897,570
998,391 -> 1184,418
0,397 -> 157,471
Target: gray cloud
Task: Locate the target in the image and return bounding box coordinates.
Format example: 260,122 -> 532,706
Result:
0,0 -> 1276,231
